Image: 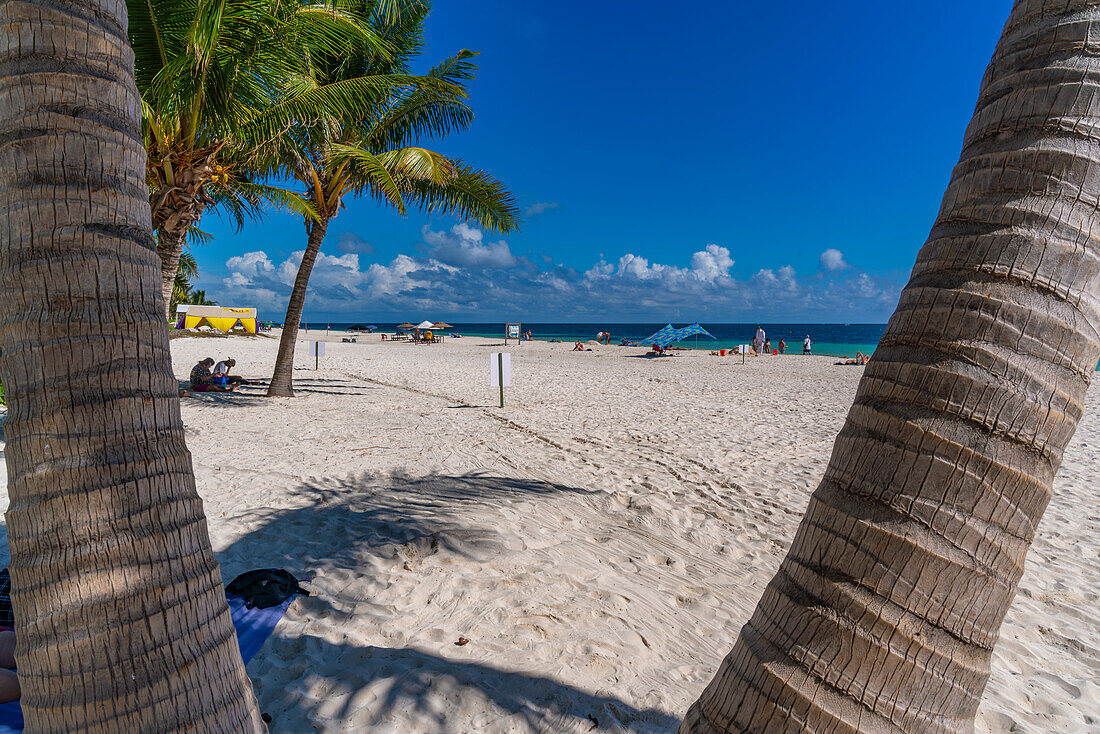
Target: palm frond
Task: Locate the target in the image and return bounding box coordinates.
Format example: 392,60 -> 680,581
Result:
402,158 -> 521,233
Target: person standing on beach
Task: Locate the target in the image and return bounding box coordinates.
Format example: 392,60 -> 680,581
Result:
778,338 -> 786,354
803,335 -> 812,355
754,325 -> 765,353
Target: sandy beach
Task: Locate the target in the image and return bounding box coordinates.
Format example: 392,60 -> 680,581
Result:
1,331 -> 1096,733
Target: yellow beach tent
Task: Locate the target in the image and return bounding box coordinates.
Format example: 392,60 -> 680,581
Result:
182,306 -> 258,334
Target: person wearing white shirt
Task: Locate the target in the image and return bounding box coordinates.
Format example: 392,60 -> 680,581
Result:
803,335 -> 812,355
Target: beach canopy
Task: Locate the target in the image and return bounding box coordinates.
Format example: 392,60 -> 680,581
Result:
396,322 -> 416,329
365,325 -> 379,329
433,322 -> 454,329
640,324 -> 680,348
676,323 -> 715,340
178,305 -> 257,334
415,320 -> 435,329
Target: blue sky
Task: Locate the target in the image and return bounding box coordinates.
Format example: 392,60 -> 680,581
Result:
202,0 -> 1012,323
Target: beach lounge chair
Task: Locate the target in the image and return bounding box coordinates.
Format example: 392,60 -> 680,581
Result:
0,578 -> 306,731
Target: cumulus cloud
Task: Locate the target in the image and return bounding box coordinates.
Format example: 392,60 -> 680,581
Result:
690,245 -> 734,282
224,251 -> 274,281
206,226 -> 901,321
820,248 -> 848,271
753,265 -> 798,294
525,201 -> 559,216
422,223 -> 517,268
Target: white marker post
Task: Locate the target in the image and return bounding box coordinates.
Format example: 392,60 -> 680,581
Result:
491,352 -> 512,407
309,340 -> 325,369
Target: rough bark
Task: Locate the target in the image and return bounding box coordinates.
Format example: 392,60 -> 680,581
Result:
0,1 -> 264,731
681,3 -> 1100,732
157,225 -> 188,320
267,218 -> 331,397
150,159 -> 215,320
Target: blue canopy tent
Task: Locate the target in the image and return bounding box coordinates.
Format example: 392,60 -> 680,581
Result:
639,324 -> 680,349
675,323 -> 716,349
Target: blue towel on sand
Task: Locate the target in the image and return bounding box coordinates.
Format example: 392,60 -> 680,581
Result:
0,591 -> 295,731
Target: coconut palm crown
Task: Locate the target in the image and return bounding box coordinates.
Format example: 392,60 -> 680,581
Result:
261,0 -> 521,397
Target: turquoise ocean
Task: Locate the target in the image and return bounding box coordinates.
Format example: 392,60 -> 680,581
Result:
300,322 -> 886,359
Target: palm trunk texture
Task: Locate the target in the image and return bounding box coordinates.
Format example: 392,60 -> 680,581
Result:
157,226 -> 188,321
681,3 -> 1100,732
0,1 -> 263,731
150,160 -> 214,321
267,218 -> 331,397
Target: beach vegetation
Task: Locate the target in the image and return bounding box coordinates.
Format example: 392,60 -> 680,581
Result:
258,0 -> 521,397
128,0 -> 401,318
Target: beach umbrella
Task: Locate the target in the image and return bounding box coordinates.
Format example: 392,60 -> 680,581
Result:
433,322 -> 454,329
640,324 -> 680,348
415,320 -> 435,330
396,322 -> 415,329
365,325 -> 378,330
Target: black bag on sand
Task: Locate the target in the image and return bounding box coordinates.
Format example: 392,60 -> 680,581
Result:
227,568 -> 310,609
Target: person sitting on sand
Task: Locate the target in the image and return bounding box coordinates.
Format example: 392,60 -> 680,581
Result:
573,341 -> 590,351
213,358 -> 250,386
190,358 -> 237,392
803,335 -> 812,355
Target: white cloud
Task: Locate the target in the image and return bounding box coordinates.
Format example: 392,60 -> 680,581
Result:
753,265 -> 798,293
206,239 -> 900,322
525,201 -> 559,216
422,223 -> 517,268
225,251 -> 274,279
690,244 -> 734,282
583,259 -> 615,281
820,248 -> 848,271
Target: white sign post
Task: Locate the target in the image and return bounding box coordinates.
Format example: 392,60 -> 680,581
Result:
309,340 -> 325,369
491,352 -> 512,407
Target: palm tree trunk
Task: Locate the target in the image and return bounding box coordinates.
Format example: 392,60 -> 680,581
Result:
158,226 -> 188,321
268,218 -> 331,397
0,2 -> 263,731
681,3 -> 1100,732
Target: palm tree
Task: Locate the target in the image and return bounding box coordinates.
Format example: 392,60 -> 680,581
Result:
264,0 -> 520,397
128,0 -> 402,318
681,4 -> 1100,733
0,0 -> 263,730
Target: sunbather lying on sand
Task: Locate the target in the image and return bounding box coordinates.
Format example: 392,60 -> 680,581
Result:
839,352 -> 870,366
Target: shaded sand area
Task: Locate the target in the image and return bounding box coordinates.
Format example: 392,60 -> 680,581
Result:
1,332 -> 1097,732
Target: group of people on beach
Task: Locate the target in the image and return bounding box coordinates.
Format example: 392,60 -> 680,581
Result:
189,357 -> 252,392
751,327 -> 813,356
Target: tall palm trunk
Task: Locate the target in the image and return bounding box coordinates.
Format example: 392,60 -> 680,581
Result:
268,218 -> 332,397
158,226 -> 189,320
681,3 -> 1100,732
0,1 -> 263,730
150,157 -> 216,320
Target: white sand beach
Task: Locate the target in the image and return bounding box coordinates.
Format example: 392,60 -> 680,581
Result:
1,331 -> 1097,733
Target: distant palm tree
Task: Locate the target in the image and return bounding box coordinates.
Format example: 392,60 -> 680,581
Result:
0,0 -> 263,728
263,0 -> 520,396
128,0 -> 401,317
680,3 -> 1100,732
